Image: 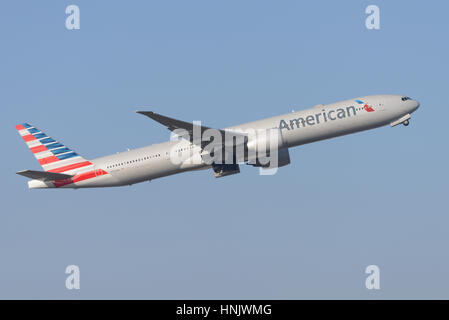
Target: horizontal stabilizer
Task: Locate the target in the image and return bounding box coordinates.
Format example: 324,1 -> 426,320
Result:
16,170 -> 73,181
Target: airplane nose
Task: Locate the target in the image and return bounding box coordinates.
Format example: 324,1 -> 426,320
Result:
412,100 -> 420,112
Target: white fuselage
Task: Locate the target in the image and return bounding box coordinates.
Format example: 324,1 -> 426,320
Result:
29,94 -> 419,188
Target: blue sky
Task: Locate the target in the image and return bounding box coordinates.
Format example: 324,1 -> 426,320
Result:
1,0 -> 448,299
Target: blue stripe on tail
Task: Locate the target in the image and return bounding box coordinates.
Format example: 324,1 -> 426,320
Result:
57,152 -> 78,160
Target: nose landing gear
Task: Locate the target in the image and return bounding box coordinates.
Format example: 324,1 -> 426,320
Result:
390,114 -> 411,127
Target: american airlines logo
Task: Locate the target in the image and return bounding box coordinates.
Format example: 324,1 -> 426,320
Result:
279,105 -> 358,131
279,100 -> 376,131
355,99 -> 375,112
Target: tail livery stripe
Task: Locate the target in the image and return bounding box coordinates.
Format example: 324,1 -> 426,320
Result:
15,123 -> 92,172
39,138 -> 55,144
33,133 -> 47,139
53,169 -> 108,188
34,150 -> 55,160
30,145 -> 48,154
38,155 -> 60,165
48,161 -> 93,173
28,128 -> 40,134
22,134 -> 36,142
26,140 -> 41,148
51,147 -> 72,155
45,142 -> 64,149
57,152 -> 78,160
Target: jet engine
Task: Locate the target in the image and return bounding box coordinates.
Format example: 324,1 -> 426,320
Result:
244,128 -> 290,168
248,147 -> 291,168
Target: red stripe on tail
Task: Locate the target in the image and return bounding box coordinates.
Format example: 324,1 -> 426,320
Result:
30,145 -> 48,154
22,134 -> 36,142
48,161 -> 92,173
38,155 -> 60,165
53,169 -> 108,188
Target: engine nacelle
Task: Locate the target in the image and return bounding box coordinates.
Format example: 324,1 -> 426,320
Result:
245,128 -> 285,155
249,147 -> 291,168
245,128 -> 289,168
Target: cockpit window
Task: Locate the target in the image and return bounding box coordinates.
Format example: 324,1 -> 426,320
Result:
401,96 -> 412,101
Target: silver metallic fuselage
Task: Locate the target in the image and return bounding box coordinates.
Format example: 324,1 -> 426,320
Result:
32,94 -> 419,188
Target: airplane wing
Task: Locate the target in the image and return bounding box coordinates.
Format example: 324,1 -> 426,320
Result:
136,111 -> 247,149
16,170 -> 73,181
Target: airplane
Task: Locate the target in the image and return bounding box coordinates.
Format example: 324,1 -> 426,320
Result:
15,94 -> 419,189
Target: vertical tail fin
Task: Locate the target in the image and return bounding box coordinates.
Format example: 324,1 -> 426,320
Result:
15,123 -> 93,173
